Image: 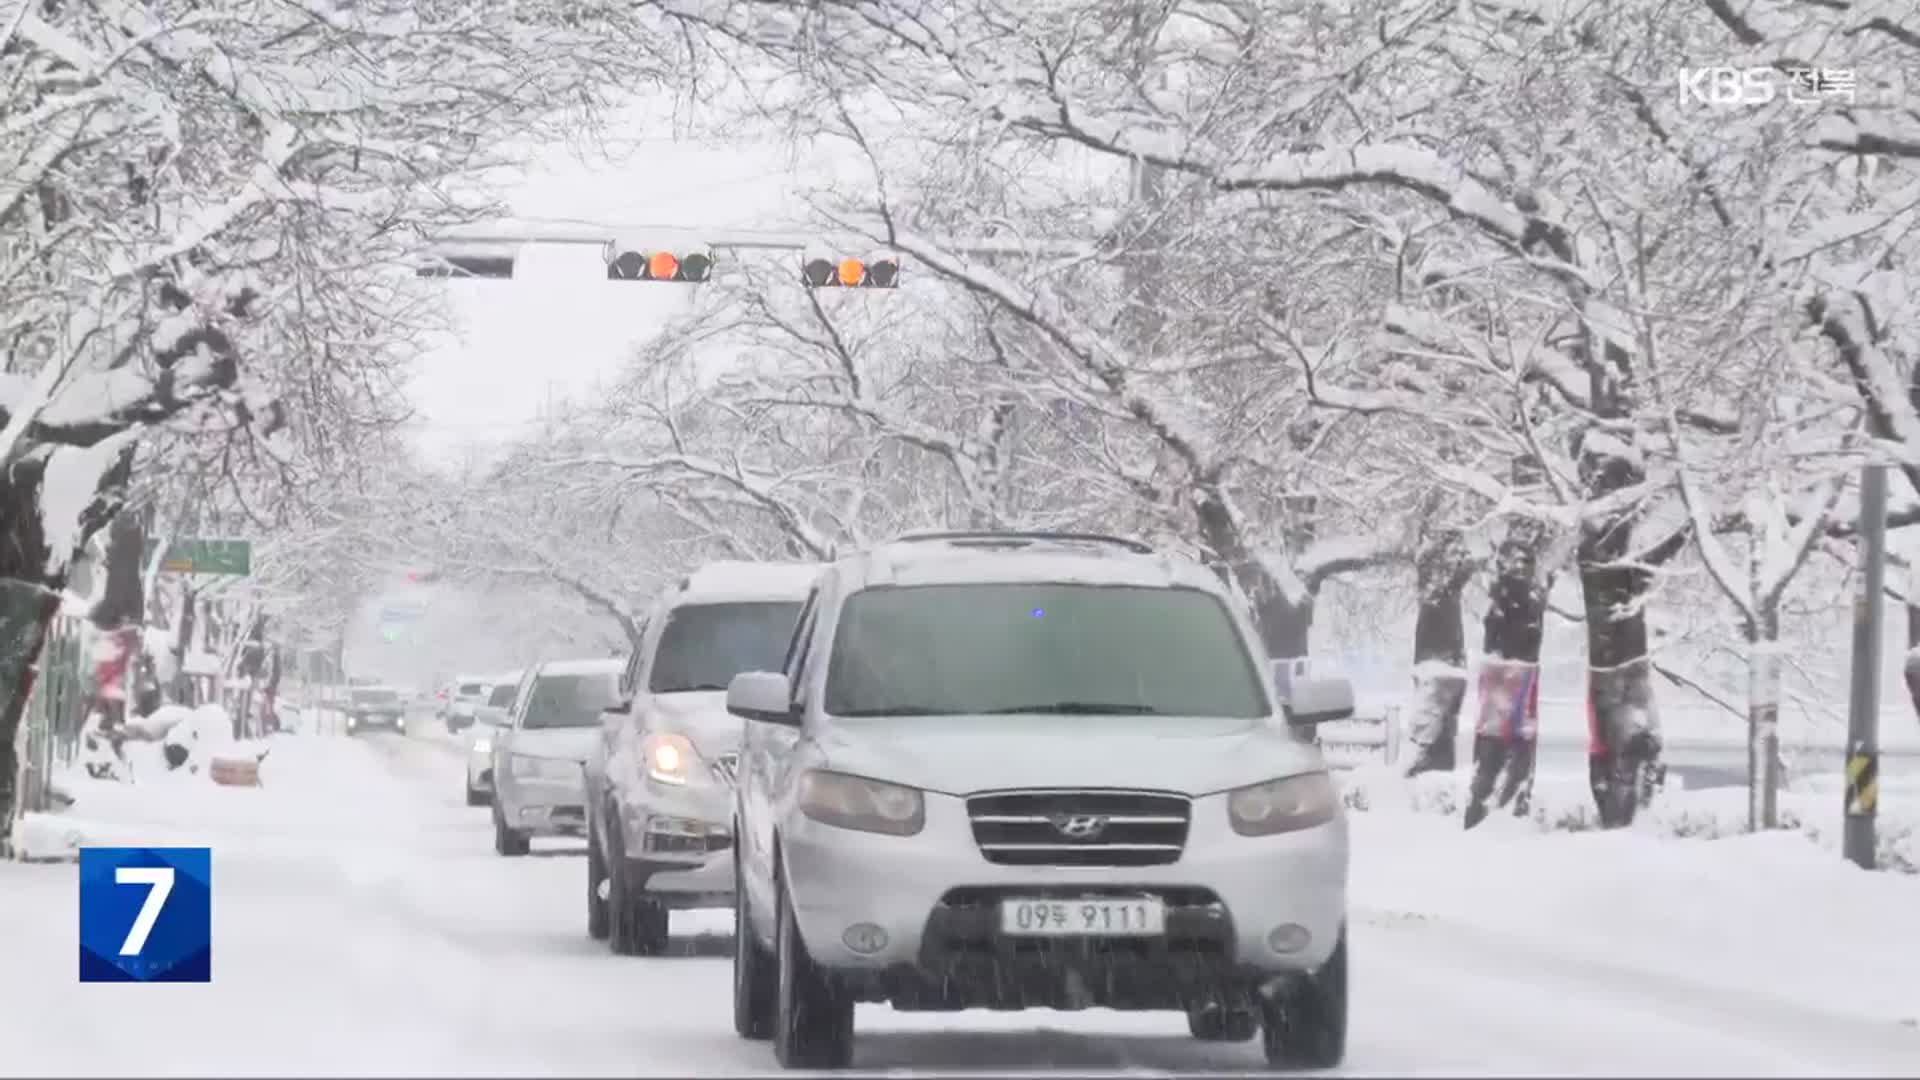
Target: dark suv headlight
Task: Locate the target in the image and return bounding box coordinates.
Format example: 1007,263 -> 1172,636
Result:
1226,772 -> 1338,836
797,770 -> 925,836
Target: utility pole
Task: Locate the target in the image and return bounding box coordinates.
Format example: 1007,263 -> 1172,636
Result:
1844,463 -> 1887,870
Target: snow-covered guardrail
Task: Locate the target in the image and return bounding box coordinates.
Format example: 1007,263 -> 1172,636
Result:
1316,709 -> 1405,769
1313,697 -> 1920,774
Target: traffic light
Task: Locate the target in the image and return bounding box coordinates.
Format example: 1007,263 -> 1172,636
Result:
606,247 -> 713,282
802,255 -> 900,288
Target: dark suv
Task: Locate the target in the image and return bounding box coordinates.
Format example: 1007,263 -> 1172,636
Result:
346,686 -> 406,735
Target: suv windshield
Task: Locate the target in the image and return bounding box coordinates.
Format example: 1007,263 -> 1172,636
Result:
521,672 -> 619,730
823,583 -> 1269,719
487,684 -> 516,707
648,602 -> 803,694
351,689 -> 398,705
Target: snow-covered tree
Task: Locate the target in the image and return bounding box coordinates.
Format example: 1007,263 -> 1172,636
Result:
0,0 -> 723,845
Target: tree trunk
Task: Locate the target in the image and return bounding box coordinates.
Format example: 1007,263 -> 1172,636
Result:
238,614 -> 267,739
1572,341 -> 1666,826
1579,517 -> 1664,829
1404,527 -> 1474,775
170,581 -> 198,705
0,580 -> 61,854
1245,585 -> 1314,659
87,509 -> 148,729
1465,509 -> 1551,830
1905,579 -> 1920,727
1193,490 -> 1315,660
1746,600 -> 1782,831
0,440 -> 129,845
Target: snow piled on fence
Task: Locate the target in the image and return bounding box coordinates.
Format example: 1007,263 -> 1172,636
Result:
1338,764 -> 1920,873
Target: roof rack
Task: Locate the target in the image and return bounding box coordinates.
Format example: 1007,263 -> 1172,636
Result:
888,530 -> 1154,555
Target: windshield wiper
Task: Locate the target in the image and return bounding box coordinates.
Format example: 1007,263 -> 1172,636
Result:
980,702 -> 1164,715
656,683 -> 730,693
832,706 -> 953,717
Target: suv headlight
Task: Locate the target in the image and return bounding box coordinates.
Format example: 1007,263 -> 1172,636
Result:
643,732 -> 699,785
798,770 -> 925,837
509,755 -> 578,781
1227,772 -> 1339,836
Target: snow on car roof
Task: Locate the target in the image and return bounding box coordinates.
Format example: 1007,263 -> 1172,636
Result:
536,657 -> 624,677
487,670 -> 523,684
854,536 -> 1224,593
672,560 -> 823,604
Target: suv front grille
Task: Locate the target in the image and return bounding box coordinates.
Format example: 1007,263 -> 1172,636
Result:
967,789 -> 1190,867
709,752 -> 739,788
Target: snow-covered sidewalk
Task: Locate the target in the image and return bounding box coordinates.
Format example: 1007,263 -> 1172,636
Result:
8,718 -> 455,861
1345,774 -> 1920,1031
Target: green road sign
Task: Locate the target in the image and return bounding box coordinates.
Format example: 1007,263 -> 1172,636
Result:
157,538 -> 252,576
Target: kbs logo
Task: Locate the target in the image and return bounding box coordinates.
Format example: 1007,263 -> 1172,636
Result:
78,847 -> 212,982
1677,68 -> 1778,106
1678,67 -> 1856,107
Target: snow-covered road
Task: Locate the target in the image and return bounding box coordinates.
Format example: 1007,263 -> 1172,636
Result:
5,727 -> 1918,1076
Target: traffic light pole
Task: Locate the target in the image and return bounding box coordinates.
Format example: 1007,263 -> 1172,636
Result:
1844,463 -> 1887,869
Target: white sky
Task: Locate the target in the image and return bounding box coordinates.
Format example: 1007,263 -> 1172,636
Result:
405,103 -> 832,468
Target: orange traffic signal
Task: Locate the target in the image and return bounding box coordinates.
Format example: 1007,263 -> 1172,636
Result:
607,249 -> 713,282
803,256 -> 900,288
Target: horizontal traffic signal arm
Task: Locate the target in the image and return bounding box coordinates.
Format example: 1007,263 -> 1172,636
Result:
802,255 -> 900,288
415,251 -> 517,279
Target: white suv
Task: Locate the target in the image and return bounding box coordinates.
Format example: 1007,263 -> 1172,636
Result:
489,659 -> 623,856
726,532 -> 1356,1069
584,561 -> 822,955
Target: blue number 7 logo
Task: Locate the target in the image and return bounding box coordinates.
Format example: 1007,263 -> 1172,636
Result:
79,847 -> 212,982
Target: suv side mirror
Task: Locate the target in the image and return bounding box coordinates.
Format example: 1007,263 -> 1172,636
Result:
728,671 -> 798,726
1280,676 -> 1356,726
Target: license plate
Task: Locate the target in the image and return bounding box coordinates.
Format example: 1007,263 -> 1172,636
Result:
1000,897 -> 1166,937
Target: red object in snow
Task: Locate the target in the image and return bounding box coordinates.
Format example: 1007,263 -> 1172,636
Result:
210,757 -> 262,787
91,627 -> 142,703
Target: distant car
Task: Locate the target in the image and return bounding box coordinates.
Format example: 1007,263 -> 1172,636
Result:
443,676 -> 489,732
464,676 -> 523,806
585,560 -> 821,954
345,686 -> 406,735
490,658 -> 624,856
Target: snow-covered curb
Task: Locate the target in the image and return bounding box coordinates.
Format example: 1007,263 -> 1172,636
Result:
1338,765 -> 1920,873
8,728 -> 336,862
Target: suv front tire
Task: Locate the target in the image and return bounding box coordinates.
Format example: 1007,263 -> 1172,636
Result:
772,867 -> 854,1068
1259,927 -> 1348,1068
732,847 -> 776,1039
606,820 -> 670,955
585,815 -> 610,941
